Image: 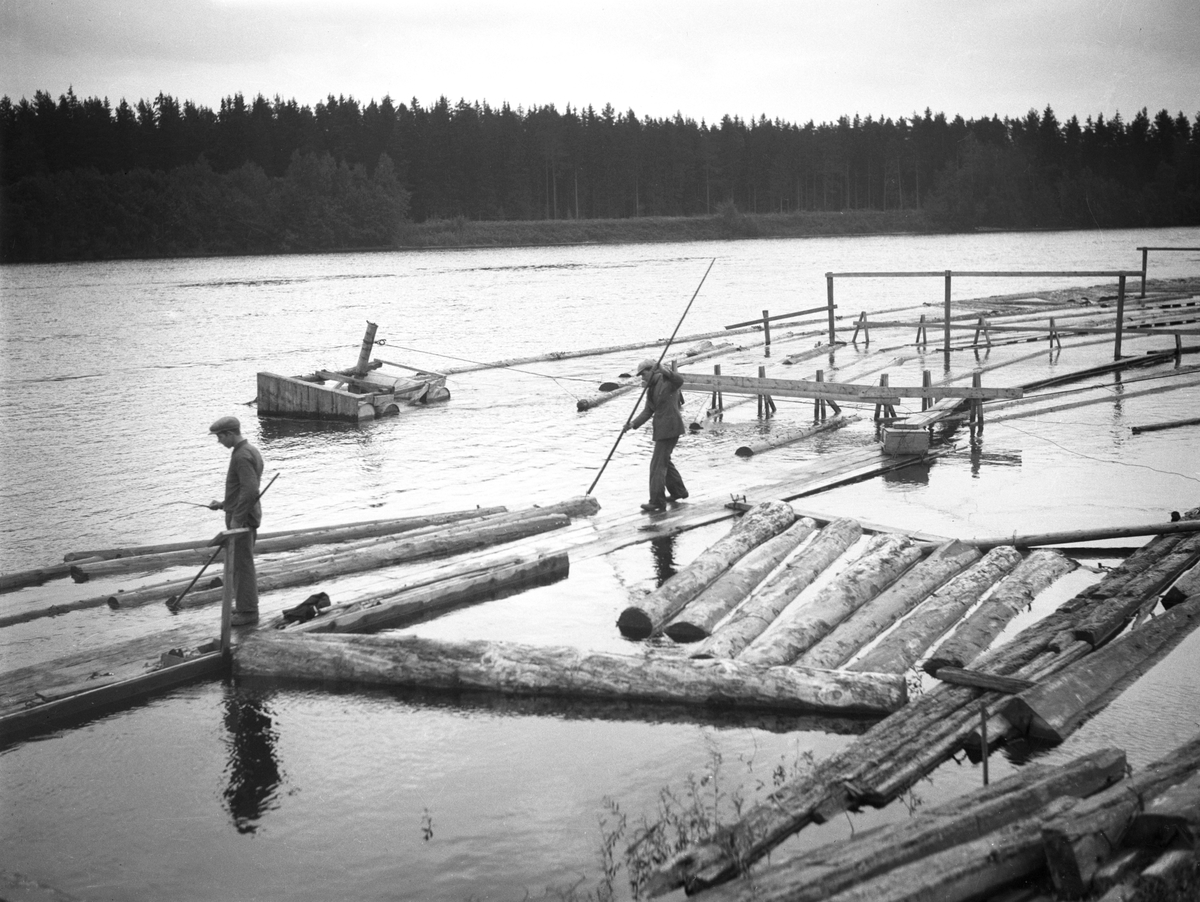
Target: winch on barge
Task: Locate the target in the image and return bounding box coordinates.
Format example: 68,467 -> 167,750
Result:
256,321 -> 449,422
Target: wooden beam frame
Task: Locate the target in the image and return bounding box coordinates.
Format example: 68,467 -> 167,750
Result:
681,373 -> 1021,402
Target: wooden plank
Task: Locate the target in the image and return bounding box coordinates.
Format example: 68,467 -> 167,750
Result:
0,651 -> 228,744
682,372 -> 1022,401
1003,593 -> 1200,743
234,632 -> 908,715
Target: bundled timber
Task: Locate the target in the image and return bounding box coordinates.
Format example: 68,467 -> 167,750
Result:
234,632 -> 908,715
691,518 -> 862,659
849,545 -> 1024,674
1124,769 -> 1200,848
798,540 -> 981,670
617,500 -> 797,639
693,748 -> 1125,902
923,549 -> 1077,675
69,507 -> 509,581
59,508 -> 507,562
1041,731 -> 1200,897
1072,532 -> 1200,646
734,414 -> 855,457
286,552 -> 569,634
1002,593 -> 1200,743
1164,561 -> 1200,608
739,534 -> 923,666
662,518 -> 818,642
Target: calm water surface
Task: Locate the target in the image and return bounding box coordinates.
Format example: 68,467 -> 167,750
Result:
2,228 -> 1199,900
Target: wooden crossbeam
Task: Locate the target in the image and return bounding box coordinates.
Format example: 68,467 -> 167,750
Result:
681,373 -> 1022,402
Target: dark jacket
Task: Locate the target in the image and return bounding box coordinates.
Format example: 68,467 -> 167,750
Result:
631,365 -> 685,440
224,439 -> 264,529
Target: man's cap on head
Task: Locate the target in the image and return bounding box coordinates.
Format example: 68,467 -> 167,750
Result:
636,358 -> 656,375
209,415 -> 241,434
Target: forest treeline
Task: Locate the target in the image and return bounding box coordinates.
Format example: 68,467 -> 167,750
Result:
2,89 -> 1199,263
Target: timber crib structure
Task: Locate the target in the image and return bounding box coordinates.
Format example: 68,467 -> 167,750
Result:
4,258 -> 1200,902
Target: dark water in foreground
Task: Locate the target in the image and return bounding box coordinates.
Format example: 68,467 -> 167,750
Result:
2,228 -> 1199,901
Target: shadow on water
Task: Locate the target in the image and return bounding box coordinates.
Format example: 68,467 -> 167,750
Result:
235,675 -> 879,737
222,684 -> 284,834
256,416 -> 364,443
650,535 -> 678,586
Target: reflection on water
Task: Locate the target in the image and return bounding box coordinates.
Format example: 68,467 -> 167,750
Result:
649,535 -> 678,585
222,685 -> 283,834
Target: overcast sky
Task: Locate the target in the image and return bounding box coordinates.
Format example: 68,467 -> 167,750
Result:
3,0 -> 1199,126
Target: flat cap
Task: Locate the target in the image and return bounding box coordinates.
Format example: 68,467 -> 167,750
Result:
208,415 -> 241,434
636,358 -> 656,375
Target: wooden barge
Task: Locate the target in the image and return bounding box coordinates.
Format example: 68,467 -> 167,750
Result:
257,321 -> 449,422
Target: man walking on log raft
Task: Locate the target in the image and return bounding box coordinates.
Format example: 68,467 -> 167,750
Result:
625,357 -> 688,512
207,416 -> 264,625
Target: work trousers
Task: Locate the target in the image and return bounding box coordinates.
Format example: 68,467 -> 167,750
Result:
231,528 -> 258,613
649,436 -> 686,504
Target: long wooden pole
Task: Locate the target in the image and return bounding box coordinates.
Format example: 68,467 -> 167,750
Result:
585,258 -> 715,495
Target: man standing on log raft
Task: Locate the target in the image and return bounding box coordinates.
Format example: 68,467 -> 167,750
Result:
625,357 -> 688,512
207,416 -> 264,625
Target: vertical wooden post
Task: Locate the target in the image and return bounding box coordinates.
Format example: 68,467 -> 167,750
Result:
1140,247 -> 1148,299
1049,317 -> 1061,349
921,370 -> 932,411
714,364 -> 723,411
826,273 -> 836,345
1114,274 -> 1126,360
971,371 -> 984,435
875,374 -> 895,421
356,320 -> 379,375
762,310 -> 771,357
757,365 -> 764,417
916,314 -> 928,348
980,703 -> 989,786
220,535 -> 235,653
943,270 -> 953,370
1176,333 -> 1183,368
815,370 -> 827,421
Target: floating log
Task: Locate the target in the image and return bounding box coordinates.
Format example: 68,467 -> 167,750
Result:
923,549 -> 1077,675
965,517 -> 1200,550
69,507 -> 508,581
734,414 -> 855,457
691,518 -> 862,659
1002,593 -> 1200,743
170,512 -> 572,611
1124,769 -> 1200,849
287,552 -> 569,633
1041,731 -> 1200,897
690,747 -> 1125,902
739,534 -> 922,666
1072,532 -> 1200,646
798,540 -> 981,670
0,557 -> 104,593
662,518 -> 818,643
1131,415 -> 1200,434
850,545 -> 1024,674
1163,561 -> 1200,608
617,500 -> 798,639
234,632 -> 908,715
575,383 -> 636,411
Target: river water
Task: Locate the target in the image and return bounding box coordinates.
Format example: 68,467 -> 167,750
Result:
1,227 -> 1199,901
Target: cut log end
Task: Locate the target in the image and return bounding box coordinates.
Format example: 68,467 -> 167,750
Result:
617,608 -> 653,639
663,622 -> 709,643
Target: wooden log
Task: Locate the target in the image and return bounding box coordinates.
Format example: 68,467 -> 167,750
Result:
1041,731 -> 1200,896
69,507 -> 509,580
170,512 -> 571,611
662,519 -> 818,642
617,500 -> 798,639
739,533 -> 923,665
1124,769 -> 1200,849
1005,593 -> 1200,743
1072,533 -> 1200,646
691,518 -> 862,659
575,382 -> 636,411
1131,415 -> 1200,434
923,549 -> 1077,674
1091,848 -> 1160,895
691,747 -> 1126,902
931,667 -> 1034,694
1163,561 -> 1200,608
233,632 -> 908,715
850,545 -> 1024,674
0,557 -> 104,592
1137,849 -> 1197,896
287,552 -> 569,633
798,540 -> 981,670
734,414 -> 855,457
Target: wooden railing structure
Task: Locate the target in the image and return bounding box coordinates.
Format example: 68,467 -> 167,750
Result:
825,269 -> 1148,366
1137,245 -> 1200,297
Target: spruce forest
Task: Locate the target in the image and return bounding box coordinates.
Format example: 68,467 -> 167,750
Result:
2,89 -> 1199,263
